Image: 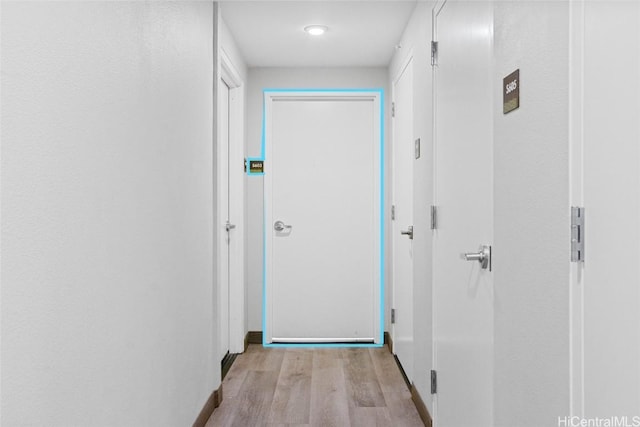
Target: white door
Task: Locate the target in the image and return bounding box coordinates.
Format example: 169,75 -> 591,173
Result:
432,1 -> 494,425
392,58 -> 415,380
570,0 -> 640,417
219,54 -> 245,355
218,79 -> 231,359
264,91 -> 382,344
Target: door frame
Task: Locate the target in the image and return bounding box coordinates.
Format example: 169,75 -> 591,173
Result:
390,48 -> 414,344
390,51 -> 415,374
568,0 -> 640,416
217,48 -> 245,354
262,89 -> 385,347
568,0 -> 585,416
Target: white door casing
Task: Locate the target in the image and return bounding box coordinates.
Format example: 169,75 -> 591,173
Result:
392,55 -> 415,381
219,79 -> 230,359
432,1 -> 494,425
217,49 -> 245,356
569,0 -> 640,417
264,90 -> 383,344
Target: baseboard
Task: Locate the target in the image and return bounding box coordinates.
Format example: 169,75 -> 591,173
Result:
384,331 -> 392,353
410,383 -> 433,427
247,330 -> 263,345
193,384 -> 223,427
221,352 -> 238,381
244,331 -> 249,352
393,354 -> 411,389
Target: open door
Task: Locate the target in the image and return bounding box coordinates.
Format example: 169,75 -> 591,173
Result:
432,1 -> 494,425
392,56 -> 415,380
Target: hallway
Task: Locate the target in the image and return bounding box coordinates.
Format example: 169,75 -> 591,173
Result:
2,1 -> 640,426
206,345 -> 423,426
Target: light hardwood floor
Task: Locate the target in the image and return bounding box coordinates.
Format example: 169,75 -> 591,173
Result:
206,345 -> 425,427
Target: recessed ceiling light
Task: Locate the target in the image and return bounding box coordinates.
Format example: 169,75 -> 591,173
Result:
304,25 -> 328,36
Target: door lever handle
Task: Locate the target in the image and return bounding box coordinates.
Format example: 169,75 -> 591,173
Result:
400,226 -> 414,240
461,245 -> 491,270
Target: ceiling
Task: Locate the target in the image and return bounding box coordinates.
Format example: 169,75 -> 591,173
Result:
219,1 -> 417,68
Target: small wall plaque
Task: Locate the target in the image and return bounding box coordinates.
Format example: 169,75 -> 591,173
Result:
249,160 -> 264,174
503,69 -> 520,114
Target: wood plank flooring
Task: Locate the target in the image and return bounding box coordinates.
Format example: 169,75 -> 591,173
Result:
206,345 -> 424,427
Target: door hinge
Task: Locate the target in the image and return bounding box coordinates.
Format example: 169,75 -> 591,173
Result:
431,370 -> 437,394
430,205 -> 438,230
571,206 -> 585,262
391,308 -> 396,324
391,205 -> 396,221
392,102 -> 395,118
431,41 -> 438,66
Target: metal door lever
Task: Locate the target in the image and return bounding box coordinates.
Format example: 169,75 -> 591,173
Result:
274,220 -> 292,232
401,226 -> 414,240
225,222 -> 236,232
462,245 -> 491,270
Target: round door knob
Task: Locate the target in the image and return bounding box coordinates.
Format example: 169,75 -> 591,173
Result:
274,221 -> 292,232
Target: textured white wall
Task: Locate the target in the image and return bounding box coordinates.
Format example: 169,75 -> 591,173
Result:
245,67 -> 390,332
493,2 -> 571,425
1,2 -> 217,425
388,1 -> 434,413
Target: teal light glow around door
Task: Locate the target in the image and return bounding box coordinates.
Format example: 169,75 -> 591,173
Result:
261,89 -> 385,348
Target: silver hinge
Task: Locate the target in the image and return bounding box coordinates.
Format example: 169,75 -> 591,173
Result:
392,102 -> 395,118
391,205 -> 396,221
431,41 -> 438,66
431,370 -> 437,394
430,205 -> 437,230
571,206 -> 585,262
391,308 -> 396,324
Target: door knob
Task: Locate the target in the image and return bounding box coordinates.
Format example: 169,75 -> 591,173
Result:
225,222 -> 236,232
461,245 -> 491,270
274,220 -> 292,232
401,226 -> 414,240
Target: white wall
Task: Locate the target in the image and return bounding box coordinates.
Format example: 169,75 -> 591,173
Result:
493,1 -> 571,425
388,1 -> 434,414
245,67 -> 390,332
1,2 -> 217,425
